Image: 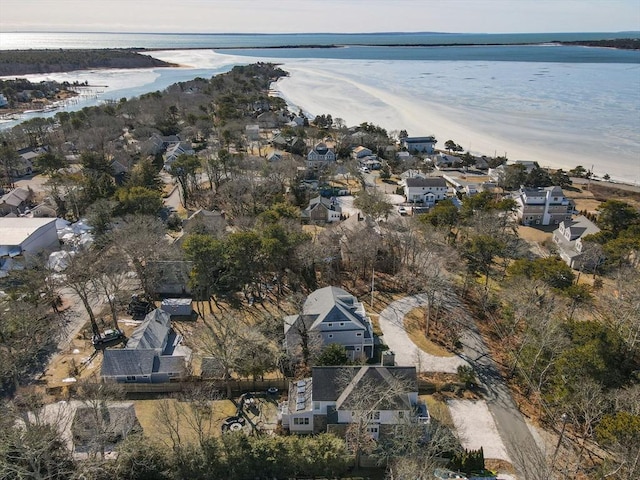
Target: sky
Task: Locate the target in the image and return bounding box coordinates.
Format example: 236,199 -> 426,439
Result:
1,0 -> 639,34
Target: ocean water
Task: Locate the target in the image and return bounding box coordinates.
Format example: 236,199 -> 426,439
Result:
1,31 -> 638,50
1,32 -> 638,183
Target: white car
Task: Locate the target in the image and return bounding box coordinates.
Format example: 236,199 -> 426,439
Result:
398,206 -> 407,215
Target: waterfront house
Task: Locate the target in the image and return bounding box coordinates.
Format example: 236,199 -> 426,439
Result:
257,111 -> 278,129
514,185 -> 572,226
435,154 -> 462,170
400,136 -> 437,154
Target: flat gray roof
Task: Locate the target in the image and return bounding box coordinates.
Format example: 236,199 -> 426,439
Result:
0,217 -> 57,246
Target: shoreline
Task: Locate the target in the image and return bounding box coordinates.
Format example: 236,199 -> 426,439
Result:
143,40 -> 640,52
3,48 -> 638,187
265,60 -> 639,186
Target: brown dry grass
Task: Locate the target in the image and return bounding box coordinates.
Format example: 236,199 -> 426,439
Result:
422,394 -> 454,427
404,307 -> 455,357
516,225 -> 553,243
133,398 -> 237,446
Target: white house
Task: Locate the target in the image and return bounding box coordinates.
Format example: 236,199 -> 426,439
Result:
401,136 -> 437,154
284,286 -> 374,360
280,366 -> 427,439
514,185 -> 572,226
0,217 -> 59,278
403,177 -> 448,204
553,215 -> 602,269
0,216 -> 58,257
301,196 -> 342,224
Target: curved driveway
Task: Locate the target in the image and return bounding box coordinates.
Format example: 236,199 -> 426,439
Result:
377,294 -> 467,373
378,294 -> 543,476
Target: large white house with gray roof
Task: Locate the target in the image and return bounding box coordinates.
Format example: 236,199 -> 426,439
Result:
514,185 -> 573,226
403,176 -> 448,204
279,366 -> 426,439
284,286 -> 374,360
400,136 -> 437,154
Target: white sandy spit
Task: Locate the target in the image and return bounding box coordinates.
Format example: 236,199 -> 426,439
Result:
149,50 -> 640,184
448,399 -> 511,462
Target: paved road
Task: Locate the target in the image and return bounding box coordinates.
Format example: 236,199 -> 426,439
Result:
458,323 -> 542,478
377,294 -> 467,373
379,294 -> 542,478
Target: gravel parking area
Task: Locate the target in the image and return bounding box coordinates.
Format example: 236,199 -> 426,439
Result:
448,399 -> 511,462
378,294 -> 467,373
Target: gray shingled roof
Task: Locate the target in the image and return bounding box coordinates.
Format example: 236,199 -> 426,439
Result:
101,349 -> 185,378
311,366 -> 417,409
302,286 -> 368,330
72,402 -> 141,448
405,177 -> 447,188
153,355 -> 185,375
101,349 -> 156,377
126,309 -> 171,350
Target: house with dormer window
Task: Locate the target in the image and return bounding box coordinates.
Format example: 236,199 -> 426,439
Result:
553,215 -> 602,269
279,366 -> 428,439
515,185 -> 572,226
307,142 -> 336,168
284,286 -> 374,360
301,196 -> 342,224
403,177 -> 448,204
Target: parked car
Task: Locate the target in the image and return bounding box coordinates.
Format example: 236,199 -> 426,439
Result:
433,468 -> 468,480
398,206 -> 407,216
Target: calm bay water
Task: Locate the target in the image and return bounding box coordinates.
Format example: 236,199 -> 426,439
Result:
1,31 -> 638,183
1,31 -> 638,50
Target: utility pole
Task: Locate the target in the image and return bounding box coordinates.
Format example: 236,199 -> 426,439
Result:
550,413 -> 569,478
370,266 -> 375,308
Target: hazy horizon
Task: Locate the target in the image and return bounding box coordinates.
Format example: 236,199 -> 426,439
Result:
2,0 -> 639,35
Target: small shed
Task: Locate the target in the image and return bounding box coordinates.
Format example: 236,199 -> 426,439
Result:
161,298 -> 193,317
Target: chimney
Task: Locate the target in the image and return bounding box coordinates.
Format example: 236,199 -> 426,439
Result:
382,350 -> 395,366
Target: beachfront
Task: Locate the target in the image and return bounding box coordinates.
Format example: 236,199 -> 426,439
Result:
148,49 -> 640,184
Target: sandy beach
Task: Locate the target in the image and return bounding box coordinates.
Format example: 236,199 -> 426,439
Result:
144,49 -> 639,184
3,47 -> 638,185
